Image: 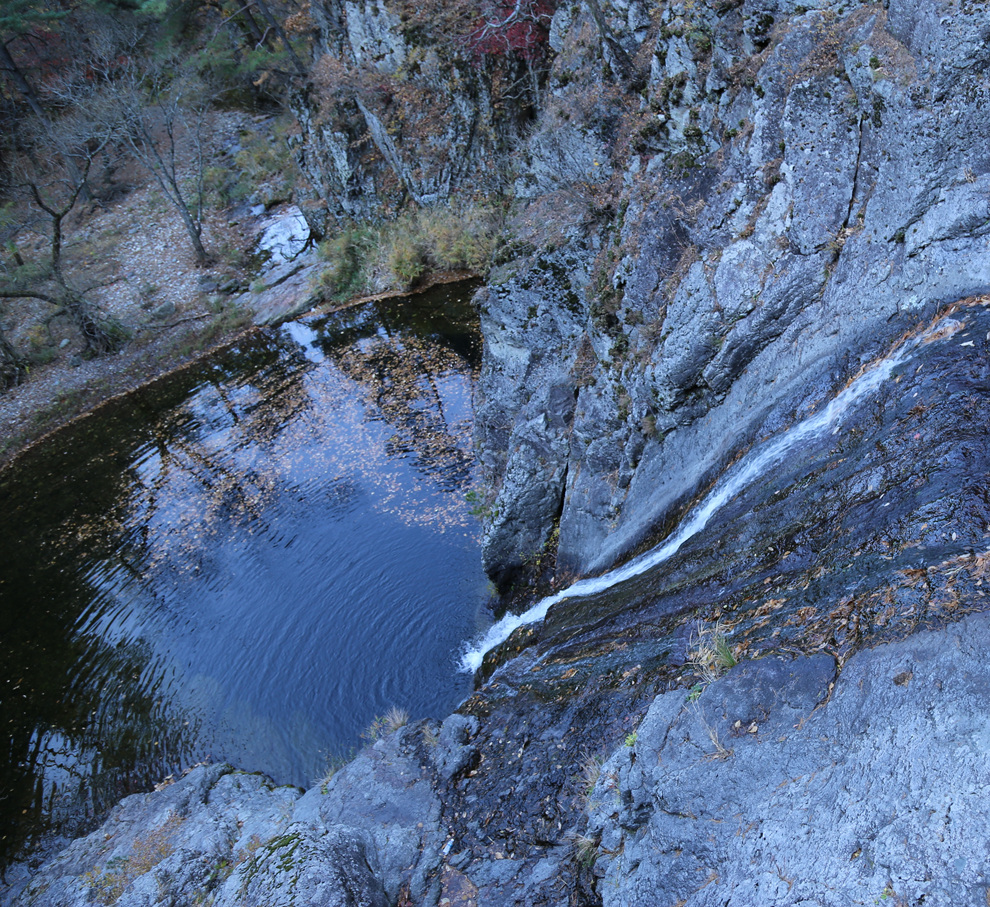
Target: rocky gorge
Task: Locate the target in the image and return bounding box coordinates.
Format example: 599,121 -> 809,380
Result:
4,0 -> 990,903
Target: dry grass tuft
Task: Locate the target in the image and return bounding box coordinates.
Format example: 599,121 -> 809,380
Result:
362,705 -> 410,743
694,706 -> 733,761
689,620 -> 738,684
316,204 -> 501,300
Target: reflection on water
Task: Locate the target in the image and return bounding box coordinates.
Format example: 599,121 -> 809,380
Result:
0,283 -> 491,865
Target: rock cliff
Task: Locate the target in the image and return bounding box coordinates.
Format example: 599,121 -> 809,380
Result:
294,0 -> 546,224
7,0 -> 990,904
476,0 -> 990,590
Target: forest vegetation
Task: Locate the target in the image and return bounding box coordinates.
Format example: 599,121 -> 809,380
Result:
0,0 -> 550,458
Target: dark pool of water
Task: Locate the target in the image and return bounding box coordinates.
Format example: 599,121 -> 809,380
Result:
0,283 -> 492,865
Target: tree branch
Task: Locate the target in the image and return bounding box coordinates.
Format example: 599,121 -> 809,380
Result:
0,287 -> 59,305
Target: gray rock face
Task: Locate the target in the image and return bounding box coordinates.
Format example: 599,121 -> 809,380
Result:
307,723 -> 447,903
477,0 -> 990,584
15,613 -> 990,907
4,765 -> 302,907
432,714 -> 481,782
475,258 -> 588,588
296,0 -> 537,221
8,2 -> 990,906
229,824 -> 387,907
3,724 -> 449,907
589,613 -> 990,906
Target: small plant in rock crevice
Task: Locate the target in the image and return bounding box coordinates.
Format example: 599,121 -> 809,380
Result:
570,832 -> 600,869
574,750 -> 604,814
319,752 -> 353,791
421,723 -> 440,748
362,706 -> 410,743
578,751 -> 603,794
466,488 -> 494,520
688,619 -> 738,685
695,705 -> 733,761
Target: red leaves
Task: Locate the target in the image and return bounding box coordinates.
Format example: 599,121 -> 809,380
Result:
467,0 -> 556,66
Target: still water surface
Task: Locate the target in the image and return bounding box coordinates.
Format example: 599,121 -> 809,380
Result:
0,283 -> 490,863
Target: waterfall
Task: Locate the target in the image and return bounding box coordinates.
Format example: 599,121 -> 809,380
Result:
459,315 -> 964,674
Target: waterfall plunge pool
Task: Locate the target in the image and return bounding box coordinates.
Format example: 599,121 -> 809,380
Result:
0,282 -> 493,866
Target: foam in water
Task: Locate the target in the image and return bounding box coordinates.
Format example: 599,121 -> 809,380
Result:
458,316 -> 964,674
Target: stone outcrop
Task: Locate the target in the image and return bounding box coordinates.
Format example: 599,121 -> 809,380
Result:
11,610 -> 990,906
591,614 -> 990,906
477,0 -> 990,589
295,0 -> 542,223
3,719 -> 463,907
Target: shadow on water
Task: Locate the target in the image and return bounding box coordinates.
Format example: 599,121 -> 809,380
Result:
0,281 -> 491,868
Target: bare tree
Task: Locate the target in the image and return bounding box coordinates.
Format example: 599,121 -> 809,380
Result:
0,21 -> 93,199
49,40 -> 215,265
0,149 -> 127,356
98,55 -> 213,264
0,311 -> 27,389
117,69 -> 212,264
251,0 -> 308,77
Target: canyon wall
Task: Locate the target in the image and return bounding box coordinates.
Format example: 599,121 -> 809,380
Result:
6,1 -> 990,905
473,0 -> 990,590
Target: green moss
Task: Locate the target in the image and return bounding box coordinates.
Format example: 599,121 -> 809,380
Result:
667,150 -> 699,175
687,28 -> 712,58
683,123 -> 704,142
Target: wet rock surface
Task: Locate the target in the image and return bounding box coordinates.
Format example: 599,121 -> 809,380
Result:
440,301 -> 990,905
478,0 -> 990,585
9,303 -> 990,906
7,0 -> 990,904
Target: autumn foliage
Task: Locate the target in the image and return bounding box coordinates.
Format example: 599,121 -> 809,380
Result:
468,0 -> 557,66
394,0 -> 557,68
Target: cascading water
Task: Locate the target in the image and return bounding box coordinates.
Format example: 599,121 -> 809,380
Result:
459,314 -> 966,674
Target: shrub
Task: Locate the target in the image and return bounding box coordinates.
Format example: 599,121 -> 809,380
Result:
203,165 -> 248,207
316,204 -> 501,302
230,115 -> 305,205
385,232 -> 427,289
316,226 -> 378,302
418,206 -> 500,272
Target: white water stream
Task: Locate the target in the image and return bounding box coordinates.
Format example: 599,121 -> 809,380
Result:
459,316 -> 964,673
